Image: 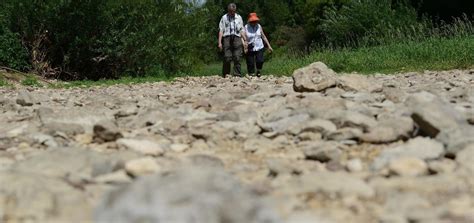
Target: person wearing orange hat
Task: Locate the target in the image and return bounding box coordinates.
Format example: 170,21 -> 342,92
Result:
244,12 -> 273,77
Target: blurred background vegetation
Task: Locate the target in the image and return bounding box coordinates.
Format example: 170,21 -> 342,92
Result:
0,0 -> 473,80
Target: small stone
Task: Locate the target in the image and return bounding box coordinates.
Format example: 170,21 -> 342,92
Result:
16,90 -> 35,106
117,138 -> 165,156
346,158 -> 363,172
125,157 -> 160,177
389,157 -> 428,177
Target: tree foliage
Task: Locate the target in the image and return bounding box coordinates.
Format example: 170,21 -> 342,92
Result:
0,0 -> 472,79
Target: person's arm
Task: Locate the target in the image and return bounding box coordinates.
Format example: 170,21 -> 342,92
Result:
218,17 -> 224,51
261,26 -> 273,52
218,31 -> 223,51
238,16 -> 247,43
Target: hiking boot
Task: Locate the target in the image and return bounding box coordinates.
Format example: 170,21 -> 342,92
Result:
256,70 -> 261,77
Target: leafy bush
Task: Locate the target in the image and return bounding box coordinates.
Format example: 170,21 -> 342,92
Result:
0,4 -> 30,71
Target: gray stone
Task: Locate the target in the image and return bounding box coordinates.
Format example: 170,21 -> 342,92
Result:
292,62 -> 338,92
95,168 -> 282,223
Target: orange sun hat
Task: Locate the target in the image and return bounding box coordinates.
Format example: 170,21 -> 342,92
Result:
248,12 -> 260,22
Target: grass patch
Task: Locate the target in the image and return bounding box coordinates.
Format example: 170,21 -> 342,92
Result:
21,76 -> 43,87
0,76 -> 11,87
52,75 -> 174,88
194,36 -> 474,76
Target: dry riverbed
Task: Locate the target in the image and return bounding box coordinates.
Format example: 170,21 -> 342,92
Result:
1,63 -> 473,223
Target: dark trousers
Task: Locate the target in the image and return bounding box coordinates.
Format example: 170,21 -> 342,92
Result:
222,36 -> 243,77
246,49 -> 264,74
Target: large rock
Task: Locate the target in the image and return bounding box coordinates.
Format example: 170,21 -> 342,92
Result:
406,92 -> 465,137
292,62 -> 338,92
95,168 -> 282,223
0,171 -> 91,222
372,137 -> 444,170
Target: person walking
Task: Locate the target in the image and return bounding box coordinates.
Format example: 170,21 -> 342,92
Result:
245,12 -> 273,77
218,3 -> 247,77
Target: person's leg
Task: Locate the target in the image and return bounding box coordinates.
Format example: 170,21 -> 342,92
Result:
255,49 -> 264,77
222,37 -> 232,77
246,51 -> 256,75
232,36 -> 243,77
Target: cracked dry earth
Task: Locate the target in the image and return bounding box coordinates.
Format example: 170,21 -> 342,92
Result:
1,62 -> 474,223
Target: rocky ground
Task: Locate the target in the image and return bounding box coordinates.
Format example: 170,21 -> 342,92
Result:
0,62 -> 473,223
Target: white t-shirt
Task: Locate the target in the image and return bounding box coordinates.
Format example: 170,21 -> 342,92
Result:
245,24 -> 264,52
219,14 -> 244,37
